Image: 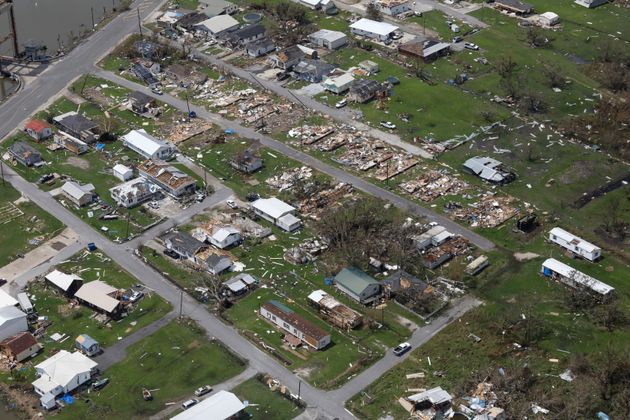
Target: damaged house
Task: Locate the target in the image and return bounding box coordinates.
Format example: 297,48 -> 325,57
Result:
251,197 -> 302,232
260,300 -> 331,350
246,38 -> 275,58
542,258 -> 614,301
463,156 -> 515,184
398,39 -> 451,62
334,267 -> 382,305
52,111 -> 100,144
8,142 -> 42,167
268,45 -> 305,71
223,24 -> 266,46
400,387 -> 453,417
347,79 -> 387,103
223,273 -> 258,296
109,178 -> 155,208
309,29 -> 348,50
54,132 -> 88,155
163,231 -> 208,263
292,59 -> 335,83
128,90 -> 159,116
308,290 -> 363,330
229,149 -> 263,173
122,129 -> 176,161
138,160 -> 197,198
323,73 -> 355,94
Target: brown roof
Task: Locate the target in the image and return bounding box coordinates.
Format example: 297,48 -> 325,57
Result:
138,160 -> 195,190
262,301 -> 329,341
0,332 -> 39,355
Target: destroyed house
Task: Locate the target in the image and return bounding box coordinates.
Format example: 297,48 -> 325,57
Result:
53,111 -> 99,143
549,227 -> 601,261
542,258 -> 614,301
494,0 -> 533,14
163,231 -> 208,261
110,178 -> 155,208
223,24 -> 265,46
138,160 -> 197,197
407,387 -> 453,411
134,40 -> 159,59
165,64 -> 208,85
292,59 -> 335,83
381,270 -> 428,294
45,270 -> 83,297
176,12 -> 207,31
252,197 -> 302,232
398,39 -> 450,62
223,273 -> 257,296
123,129 -> 176,161
128,90 -> 156,114
74,281 -> 122,316
132,63 -> 159,86
268,45 -> 305,71
0,332 -> 41,362
229,150 -> 263,173
334,267 -> 382,304
246,38 -> 275,57
9,142 -> 42,167
308,290 -> 363,329
347,79 -> 386,103
55,131 -> 88,155
412,225 -> 452,250
463,156 -> 515,184
260,301 -> 331,350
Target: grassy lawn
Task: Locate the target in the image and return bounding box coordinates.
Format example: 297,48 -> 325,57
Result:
232,377 -> 304,420
54,319 -> 245,420
0,183 -> 64,267
318,47 -> 510,142
408,9 -> 472,40
26,250 -> 172,362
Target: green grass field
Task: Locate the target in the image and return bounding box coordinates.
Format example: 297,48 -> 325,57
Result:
26,250 -> 172,361
0,184 -> 64,267
232,377 -> 304,419
54,320 -> 245,419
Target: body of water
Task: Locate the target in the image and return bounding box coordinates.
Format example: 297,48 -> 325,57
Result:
0,76 -> 18,100
0,0 -> 120,56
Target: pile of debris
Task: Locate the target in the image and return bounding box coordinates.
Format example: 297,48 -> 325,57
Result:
288,125 -> 336,145
195,212 -> 272,240
266,166 -> 313,192
334,139 -> 392,170
298,182 -> 354,218
399,386 -> 454,419
422,236 -> 471,269
400,170 -> 470,202
459,382 -> 506,420
211,88 -> 257,107
447,193 -> 519,228
168,119 -> 213,144
374,154 -> 419,181
284,237 -> 329,264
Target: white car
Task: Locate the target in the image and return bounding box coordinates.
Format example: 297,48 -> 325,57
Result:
226,200 -> 238,209
464,42 -> 480,51
129,291 -> 144,303
380,121 -> 396,130
393,342 -> 411,356
195,385 -> 213,397
335,99 -> 347,109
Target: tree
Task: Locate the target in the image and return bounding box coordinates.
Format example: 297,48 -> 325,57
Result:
519,91 -> 547,114
593,303 -> 627,332
526,27 -> 550,48
495,56 -> 518,79
366,3 -> 383,22
198,273 -> 225,310
541,62 -> 565,88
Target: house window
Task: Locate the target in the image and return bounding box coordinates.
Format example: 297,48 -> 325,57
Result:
552,235 -> 556,240
266,312 -> 271,319
272,315 -> 276,321
283,322 -> 290,329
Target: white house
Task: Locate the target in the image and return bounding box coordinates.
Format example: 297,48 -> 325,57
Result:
196,15 -> 239,37
309,29 -> 348,50
541,258 -> 614,300
61,181 -> 96,207
45,270 -> 83,296
122,129 -> 176,161
349,18 -> 399,41
0,289 -> 18,308
413,226 -> 452,250
112,164 -> 133,181
74,281 -> 121,316
300,0 -> 335,10
548,227 -> 601,261
0,306 -> 28,341
138,160 -> 197,198
209,227 -> 242,249
32,350 -> 98,407
171,391 -> 246,420
110,178 -> 155,208
260,301 -> 331,350
323,73 -> 355,94
372,0 -> 411,16
575,0 -> 607,8
251,197 -> 302,232
538,12 -> 559,26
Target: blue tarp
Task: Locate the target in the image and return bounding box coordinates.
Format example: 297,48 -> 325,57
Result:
324,278 -> 333,285
60,394 -> 74,405
225,128 -> 234,135
95,143 -> 105,151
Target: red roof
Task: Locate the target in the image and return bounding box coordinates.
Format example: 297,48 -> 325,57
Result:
25,119 -> 50,133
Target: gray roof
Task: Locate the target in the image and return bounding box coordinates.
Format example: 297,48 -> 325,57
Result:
54,112 -> 98,133
381,270 -> 427,293
205,254 -> 230,267
230,24 -> 265,40
495,0 -> 533,12
293,59 -> 335,78
349,79 -> 383,96
335,267 -> 378,295
129,90 -> 154,106
463,156 -> 514,183
164,231 -> 207,256
9,142 -> 41,164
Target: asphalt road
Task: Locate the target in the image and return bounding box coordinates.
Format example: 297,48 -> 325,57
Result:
96,69 -> 495,251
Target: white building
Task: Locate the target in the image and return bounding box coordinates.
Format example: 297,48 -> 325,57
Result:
61,181 -> 96,207
300,0 -> 335,10
538,12 -> 559,26
45,270 -> 83,296
0,306 -> 27,341
309,29 -> 348,50
74,281 -> 121,315
32,350 -> 98,406
542,258 -> 614,300
110,178 -> 155,208
349,18 -> 399,41
122,129 -> 176,161
372,0 -> 411,16
196,15 -> 239,36
112,164 -> 133,181
413,226 -> 452,250
575,0 -> 607,8
251,197 -> 302,232
260,301 -> 331,350
209,227 -> 242,249
548,227 -> 601,261
323,73 -> 355,94
171,390 -> 245,420
0,289 -> 18,308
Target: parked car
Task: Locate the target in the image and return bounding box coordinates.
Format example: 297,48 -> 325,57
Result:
335,99 -> 347,109
393,342 -> 412,356
383,38 -> 393,45
452,36 -> 463,43
226,199 -> 238,209
129,291 -> 144,303
392,31 -> 403,40
164,249 -> 180,259
182,399 -> 199,410
276,72 -> 290,81
380,121 -> 396,130
150,86 -> 163,95
92,378 -> 109,390
195,385 -> 213,397
464,42 -> 480,51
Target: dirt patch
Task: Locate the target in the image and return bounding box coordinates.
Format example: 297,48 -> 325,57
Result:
51,241 -> 67,251
294,366 -> 315,380
188,339 -> 202,350
65,156 -> 90,170
513,252 -> 540,262
395,314 -> 418,331
558,160 -> 596,185
0,384 -> 42,419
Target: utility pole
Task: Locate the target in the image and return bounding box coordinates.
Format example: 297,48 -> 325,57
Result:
112,0 -> 116,11
124,213 -> 130,239
80,73 -> 90,96
185,92 -> 191,117
179,290 -> 184,318
137,8 -> 143,37
0,159 -> 5,186
298,380 -> 301,402
91,6 -> 95,29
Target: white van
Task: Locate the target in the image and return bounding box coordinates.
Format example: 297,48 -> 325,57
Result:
182,399 -> 199,410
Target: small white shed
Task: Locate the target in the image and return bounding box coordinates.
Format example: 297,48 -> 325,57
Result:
113,164 -> 133,182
